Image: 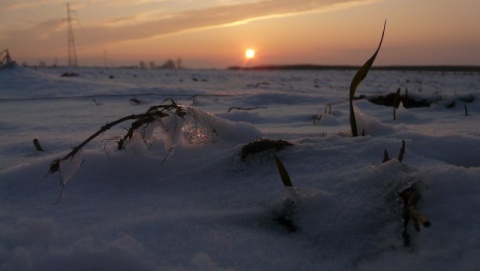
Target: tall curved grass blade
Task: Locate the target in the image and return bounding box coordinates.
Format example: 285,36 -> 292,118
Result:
274,154 -> 293,187
349,20 -> 387,136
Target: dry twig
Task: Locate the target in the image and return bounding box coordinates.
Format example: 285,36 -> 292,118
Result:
48,99 -> 185,203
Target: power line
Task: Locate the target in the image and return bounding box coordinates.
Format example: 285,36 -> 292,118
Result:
67,3 -> 78,67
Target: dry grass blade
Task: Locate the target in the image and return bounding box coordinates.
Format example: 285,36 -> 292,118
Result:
349,20 -> 387,136
383,149 -> 389,163
398,139 -> 406,162
273,154 -> 293,187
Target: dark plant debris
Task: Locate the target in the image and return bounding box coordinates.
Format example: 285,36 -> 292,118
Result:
60,72 -> 79,77
360,93 -> 431,108
380,140 -> 430,247
130,98 -> 143,105
400,184 -> 431,247
33,138 -> 44,152
228,106 -> 267,113
241,138 -> 294,161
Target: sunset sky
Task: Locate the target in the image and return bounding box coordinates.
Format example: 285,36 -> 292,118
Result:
1,0 -> 479,69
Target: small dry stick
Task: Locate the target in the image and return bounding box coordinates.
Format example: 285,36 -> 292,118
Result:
33,138 -> 44,152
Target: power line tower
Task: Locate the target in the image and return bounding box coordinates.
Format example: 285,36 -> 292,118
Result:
66,3 -> 78,67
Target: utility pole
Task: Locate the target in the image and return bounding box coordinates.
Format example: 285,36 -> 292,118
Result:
67,3 -> 78,67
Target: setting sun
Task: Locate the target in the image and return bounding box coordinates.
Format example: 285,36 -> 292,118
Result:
245,49 -> 255,59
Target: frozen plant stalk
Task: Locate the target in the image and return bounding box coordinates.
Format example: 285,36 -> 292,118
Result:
349,21 -> 386,136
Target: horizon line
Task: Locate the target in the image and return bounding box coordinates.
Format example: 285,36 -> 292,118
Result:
13,62 -> 480,72
227,64 -> 480,72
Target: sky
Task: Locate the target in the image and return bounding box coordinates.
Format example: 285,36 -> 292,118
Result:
0,0 -> 479,69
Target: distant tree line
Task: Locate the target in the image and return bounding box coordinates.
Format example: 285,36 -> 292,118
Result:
138,58 -> 182,69
20,58 -> 183,69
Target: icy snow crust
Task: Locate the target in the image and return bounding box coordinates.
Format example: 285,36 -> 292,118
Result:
0,65 -> 479,270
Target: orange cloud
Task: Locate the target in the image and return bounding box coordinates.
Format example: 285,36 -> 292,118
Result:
2,0 -> 374,49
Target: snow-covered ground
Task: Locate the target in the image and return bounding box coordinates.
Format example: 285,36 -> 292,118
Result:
0,65 -> 479,270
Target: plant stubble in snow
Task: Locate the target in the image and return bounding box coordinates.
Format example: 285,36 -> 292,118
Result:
0,33 -> 480,270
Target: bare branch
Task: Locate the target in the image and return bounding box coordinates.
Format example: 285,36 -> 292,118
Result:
48,100 -> 185,192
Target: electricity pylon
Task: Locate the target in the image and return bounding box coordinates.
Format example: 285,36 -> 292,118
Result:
67,3 -> 78,67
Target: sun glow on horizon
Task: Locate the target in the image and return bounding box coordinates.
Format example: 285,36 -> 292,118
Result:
245,49 -> 255,59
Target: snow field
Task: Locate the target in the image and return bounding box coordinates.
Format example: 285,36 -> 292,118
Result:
0,65 -> 479,270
